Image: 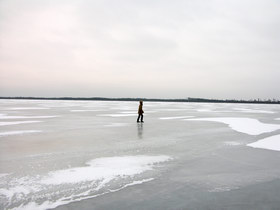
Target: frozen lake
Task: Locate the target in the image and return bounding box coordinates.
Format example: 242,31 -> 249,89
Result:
0,99 -> 280,210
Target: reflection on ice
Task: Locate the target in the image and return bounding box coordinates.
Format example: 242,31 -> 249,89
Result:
137,123 -> 143,139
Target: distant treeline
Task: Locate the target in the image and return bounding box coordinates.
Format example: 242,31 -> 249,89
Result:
0,96 -> 279,104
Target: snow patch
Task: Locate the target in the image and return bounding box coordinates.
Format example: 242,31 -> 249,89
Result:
159,116 -> 194,120
0,155 -> 171,210
0,130 -> 42,137
0,115 -> 57,119
70,110 -> 101,112
247,134 -> 280,151
8,107 -> 49,110
98,114 -> 137,117
196,109 -> 213,112
233,108 -> 275,114
15,178 -> 155,210
0,121 -> 41,126
185,118 -> 280,135
104,123 -> 129,127
41,155 -> 171,185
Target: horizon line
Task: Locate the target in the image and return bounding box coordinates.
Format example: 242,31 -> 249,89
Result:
0,96 -> 279,105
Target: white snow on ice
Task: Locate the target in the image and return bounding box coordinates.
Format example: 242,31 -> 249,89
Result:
0,155 -> 171,210
185,118 -> 280,135
98,114 -> 137,117
0,115 -> 58,119
157,109 -> 186,111
247,134 -> 280,151
104,123 -> 129,127
70,110 -> 101,112
159,116 -> 194,120
0,130 -> 42,137
119,111 -> 137,114
233,108 -> 275,114
8,107 -> 49,110
15,178 -> 154,210
0,121 -> 41,126
196,109 -> 213,112
193,107 -> 275,114
41,155 -> 171,184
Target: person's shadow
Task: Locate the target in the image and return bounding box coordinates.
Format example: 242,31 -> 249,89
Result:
137,123 -> 143,139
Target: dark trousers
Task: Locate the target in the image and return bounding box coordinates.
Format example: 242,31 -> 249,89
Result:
137,114 -> 143,122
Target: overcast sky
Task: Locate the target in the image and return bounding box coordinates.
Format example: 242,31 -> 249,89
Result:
0,0 -> 279,100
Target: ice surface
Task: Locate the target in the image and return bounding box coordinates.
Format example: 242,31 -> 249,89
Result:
0,173 -> 9,178
1,100 -> 280,210
185,118 -> 280,135
247,134 -> 280,151
224,141 -> 243,146
0,121 -> 41,126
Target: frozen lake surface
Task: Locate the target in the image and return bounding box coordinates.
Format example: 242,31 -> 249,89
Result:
0,99 -> 280,210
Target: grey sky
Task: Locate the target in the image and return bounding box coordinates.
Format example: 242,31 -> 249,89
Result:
0,0 -> 279,99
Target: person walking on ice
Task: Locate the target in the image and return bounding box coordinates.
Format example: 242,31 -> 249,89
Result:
137,100 -> 144,123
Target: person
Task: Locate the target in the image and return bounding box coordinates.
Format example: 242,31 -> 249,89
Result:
137,100 -> 144,123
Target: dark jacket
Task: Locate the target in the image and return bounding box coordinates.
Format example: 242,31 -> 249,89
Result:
138,104 -> 144,114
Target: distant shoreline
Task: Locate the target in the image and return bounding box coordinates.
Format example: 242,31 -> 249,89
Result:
0,97 -> 279,105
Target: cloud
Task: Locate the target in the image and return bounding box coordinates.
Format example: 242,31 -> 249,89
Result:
0,0 -> 279,99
